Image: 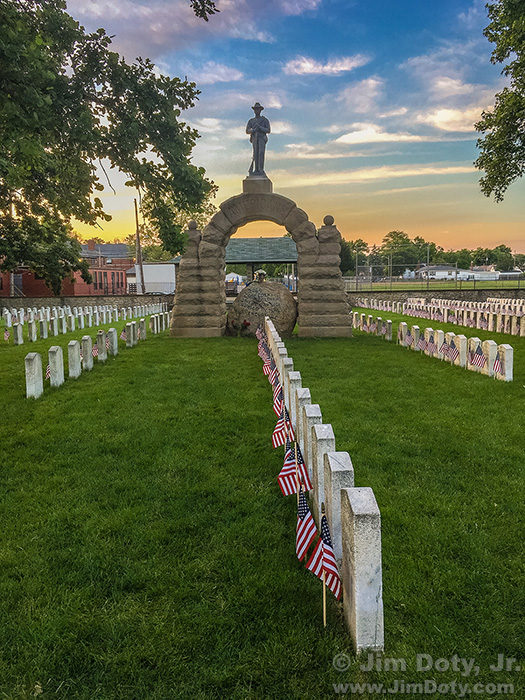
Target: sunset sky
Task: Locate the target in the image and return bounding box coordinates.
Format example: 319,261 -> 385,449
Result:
69,0 -> 525,253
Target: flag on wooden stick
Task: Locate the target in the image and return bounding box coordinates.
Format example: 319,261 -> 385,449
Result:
45,364 -> 51,380
4,328 -> 10,341
120,328 -> 127,341
306,511 -> 341,601
296,488 -> 317,561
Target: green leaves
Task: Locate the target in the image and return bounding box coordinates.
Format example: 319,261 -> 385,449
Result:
475,0 -> 525,200
0,0 -> 216,288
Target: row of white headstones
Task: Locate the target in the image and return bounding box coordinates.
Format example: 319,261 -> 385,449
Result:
357,297 -> 525,337
4,303 -> 168,345
264,316 -> 383,654
24,313 -> 170,399
354,311 -> 514,382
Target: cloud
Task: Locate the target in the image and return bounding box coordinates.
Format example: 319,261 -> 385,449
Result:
334,123 -> 427,144
416,106 -> 485,132
457,0 -> 489,31
335,78 -> 382,113
187,62 -> 243,85
271,120 -> 294,134
430,77 -> 476,99
273,163 -> 477,187
378,107 -> 408,118
67,0 -> 320,59
283,54 -> 370,76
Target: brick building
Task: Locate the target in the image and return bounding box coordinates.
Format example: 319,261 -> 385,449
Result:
0,240 -> 134,297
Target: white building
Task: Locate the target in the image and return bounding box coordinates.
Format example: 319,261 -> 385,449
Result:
416,265 -> 500,281
126,262 -> 176,295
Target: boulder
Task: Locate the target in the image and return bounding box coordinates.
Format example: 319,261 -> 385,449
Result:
226,281 -> 297,337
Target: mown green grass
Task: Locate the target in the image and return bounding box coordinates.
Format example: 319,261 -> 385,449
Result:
0,314 -> 523,699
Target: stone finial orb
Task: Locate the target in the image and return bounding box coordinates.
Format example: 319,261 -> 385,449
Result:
323,215 -> 335,226
188,220 -> 198,230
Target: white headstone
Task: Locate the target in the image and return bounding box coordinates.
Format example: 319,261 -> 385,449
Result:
341,487 -> 384,652
28,320 -> 37,342
80,336 -> 92,371
302,403 -> 322,481
96,330 -> 107,362
324,452 -> 354,561
25,352 -> 44,399
107,328 -> 118,356
311,423 -> 336,521
68,340 -> 82,379
48,346 -> 65,387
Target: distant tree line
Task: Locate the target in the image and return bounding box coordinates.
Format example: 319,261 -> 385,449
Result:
339,230 -> 524,276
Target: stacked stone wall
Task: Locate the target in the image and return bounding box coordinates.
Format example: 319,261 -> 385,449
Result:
171,193 -> 352,338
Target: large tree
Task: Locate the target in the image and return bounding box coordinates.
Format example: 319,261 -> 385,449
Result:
475,0 -> 525,201
0,0 -> 216,293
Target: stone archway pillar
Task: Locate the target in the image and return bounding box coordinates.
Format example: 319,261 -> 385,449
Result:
170,193 -> 352,338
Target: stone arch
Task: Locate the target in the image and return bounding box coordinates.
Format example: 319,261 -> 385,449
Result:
170,192 -> 352,337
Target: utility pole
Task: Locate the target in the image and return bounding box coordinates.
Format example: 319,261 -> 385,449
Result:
427,244 -> 430,291
134,198 -> 146,295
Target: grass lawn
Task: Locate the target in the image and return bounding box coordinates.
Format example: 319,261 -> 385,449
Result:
0,315 -> 523,698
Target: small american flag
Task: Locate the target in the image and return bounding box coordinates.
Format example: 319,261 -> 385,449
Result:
269,359 -> 280,386
361,322 -> 368,332
272,409 -> 287,449
493,351 -> 503,375
4,328 -> 10,341
120,328 -> 127,341
278,439 -> 297,496
405,328 -> 413,346
45,363 -> 51,380
448,338 -> 459,362
273,386 -> 284,417
439,339 -> 449,357
381,322 -> 387,336
255,325 -> 265,340
262,355 -> 271,375
471,344 -> 486,368
92,343 -> 98,357
416,335 -> 427,351
106,337 -> 110,349
278,441 -> 312,495
306,514 -> 341,600
369,322 -> 377,334
296,488 -> 317,561
427,333 -> 437,354
258,340 -> 269,360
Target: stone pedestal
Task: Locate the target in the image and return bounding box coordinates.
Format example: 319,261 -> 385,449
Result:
242,176 -> 273,194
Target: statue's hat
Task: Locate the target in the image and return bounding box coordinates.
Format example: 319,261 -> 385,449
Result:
252,102 -> 264,110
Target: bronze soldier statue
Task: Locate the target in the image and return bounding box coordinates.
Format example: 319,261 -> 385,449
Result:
246,102 -> 270,176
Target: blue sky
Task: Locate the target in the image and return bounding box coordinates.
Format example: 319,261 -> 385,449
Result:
68,0 -> 525,252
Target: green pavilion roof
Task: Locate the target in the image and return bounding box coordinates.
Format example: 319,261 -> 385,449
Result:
224,237 -> 297,264
170,237 -> 298,264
